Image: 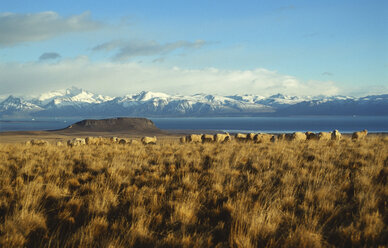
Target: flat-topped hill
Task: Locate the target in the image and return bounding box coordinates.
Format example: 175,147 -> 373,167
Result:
0,117 -> 172,142
62,117 -> 162,133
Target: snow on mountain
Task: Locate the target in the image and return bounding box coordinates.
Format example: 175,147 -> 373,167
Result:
1,87 -> 387,117
0,96 -> 43,114
38,90 -> 67,102
278,94 -> 388,115
130,91 -> 171,101
256,94 -> 313,107
227,93 -> 312,108
227,94 -> 265,103
37,87 -> 113,107
113,91 -> 272,115
358,94 -> 388,102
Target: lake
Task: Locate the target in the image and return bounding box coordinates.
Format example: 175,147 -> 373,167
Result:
1,116 -> 387,133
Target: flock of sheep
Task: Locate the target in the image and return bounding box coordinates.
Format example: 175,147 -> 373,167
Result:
26,136 -> 157,147
181,129 -> 368,143
25,129 -> 368,147
66,136 -> 158,146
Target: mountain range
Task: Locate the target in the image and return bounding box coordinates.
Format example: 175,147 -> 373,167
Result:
1,87 -> 387,118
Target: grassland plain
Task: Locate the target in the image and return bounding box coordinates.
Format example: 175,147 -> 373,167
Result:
0,136 -> 387,247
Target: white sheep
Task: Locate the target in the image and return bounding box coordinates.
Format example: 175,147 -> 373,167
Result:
187,134 -> 202,143
141,136 -> 157,145
352,129 -> 368,140
331,130 -> 342,140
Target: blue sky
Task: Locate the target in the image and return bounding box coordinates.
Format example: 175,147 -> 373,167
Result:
0,0 -> 387,96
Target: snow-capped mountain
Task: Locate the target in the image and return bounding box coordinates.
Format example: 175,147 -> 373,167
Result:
228,93 -> 312,108
1,87 -> 387,118
100,91 -> 273,116
32,86 -> 114,107
0,96 -> 43,115
277,94 -> 388,116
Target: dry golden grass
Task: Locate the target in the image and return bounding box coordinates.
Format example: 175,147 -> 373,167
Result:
0,136 -> 387,247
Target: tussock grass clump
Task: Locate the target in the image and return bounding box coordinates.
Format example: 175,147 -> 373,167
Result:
0,137 -> 387,247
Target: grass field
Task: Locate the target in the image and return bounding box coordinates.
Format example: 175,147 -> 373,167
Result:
0,136 -> 387,247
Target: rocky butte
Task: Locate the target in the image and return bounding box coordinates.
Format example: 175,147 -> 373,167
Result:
60,117 -> 164,134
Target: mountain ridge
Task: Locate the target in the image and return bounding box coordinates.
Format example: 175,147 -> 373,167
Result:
1,87 -> 387,117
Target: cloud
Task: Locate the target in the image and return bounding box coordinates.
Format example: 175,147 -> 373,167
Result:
152,57 -> 165,63
0,11 -> 102,46
0,57 -> 343,97
93,39 -> 207,60
322,72 -> 333,76
346,84 -> 388,97
39,52 -> 61,61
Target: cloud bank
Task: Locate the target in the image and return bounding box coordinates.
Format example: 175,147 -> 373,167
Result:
93,40 -> 207,60
0,11 -> 101,46
0,57 -> 342,97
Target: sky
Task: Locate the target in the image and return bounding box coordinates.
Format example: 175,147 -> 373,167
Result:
0,0 -> 387,97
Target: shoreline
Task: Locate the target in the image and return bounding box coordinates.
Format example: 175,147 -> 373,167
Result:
0,129 -> 387,144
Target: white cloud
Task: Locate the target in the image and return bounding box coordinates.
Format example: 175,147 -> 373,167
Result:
346,84 -> 388,97
0,11 -> 102,46
0,57 -> 342,97
93,39 -> 207,60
